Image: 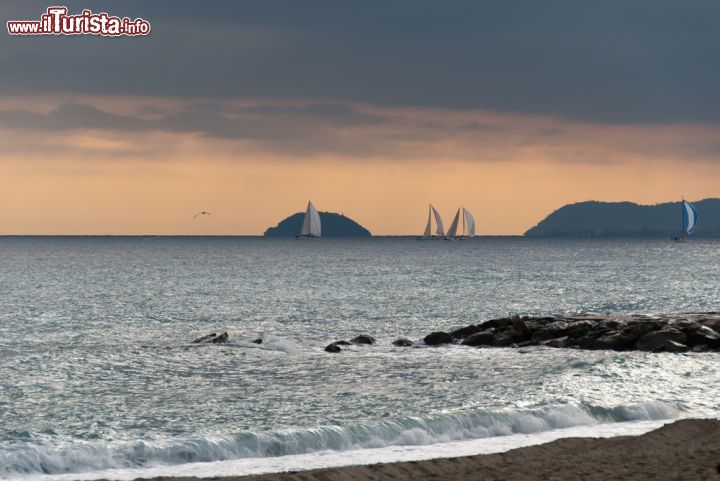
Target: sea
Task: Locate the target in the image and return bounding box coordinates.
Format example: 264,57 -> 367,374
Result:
1,236 -> 719,480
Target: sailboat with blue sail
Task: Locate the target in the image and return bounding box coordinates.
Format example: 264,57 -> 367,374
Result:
673,198 -> 698,241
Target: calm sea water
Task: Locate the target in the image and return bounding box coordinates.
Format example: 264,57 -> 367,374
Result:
1,237 -> 719,480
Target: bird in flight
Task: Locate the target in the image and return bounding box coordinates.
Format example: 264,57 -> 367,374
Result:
193,211 -> 212,219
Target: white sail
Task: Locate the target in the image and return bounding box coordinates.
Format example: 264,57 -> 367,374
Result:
423,205 -> 432,237
446,208 -> 461,237
463,208 -> 476,237
300,201 -> 321,237
431,206 -> 445,236
683,200 -> 697,235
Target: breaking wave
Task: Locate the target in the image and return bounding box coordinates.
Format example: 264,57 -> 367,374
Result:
0,401 -> 679,478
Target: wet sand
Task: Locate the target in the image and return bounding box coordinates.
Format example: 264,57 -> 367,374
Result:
136,419 -> 720,481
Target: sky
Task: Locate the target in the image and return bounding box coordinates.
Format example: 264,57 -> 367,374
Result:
1,0 -> 719,235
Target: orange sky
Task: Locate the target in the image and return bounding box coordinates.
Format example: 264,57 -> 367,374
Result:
1,97 -> 719,235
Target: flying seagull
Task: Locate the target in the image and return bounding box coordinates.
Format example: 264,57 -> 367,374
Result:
193,211 -> 211,219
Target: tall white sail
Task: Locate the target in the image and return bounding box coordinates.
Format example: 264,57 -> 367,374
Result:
683,200 -> 697,235
299,201 -> 321,237
446,208 -> 461,237
423,205 -> 432,237
462,208 -> 476,237
431,206 -> 445,236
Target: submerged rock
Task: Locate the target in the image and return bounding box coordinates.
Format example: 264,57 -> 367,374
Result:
192,333 -> 217,344
350,335 -> 376,345
392,338 -> 413,347
192,332 -> 228,344
324,343 -> 342,353
251,338 -> 263,344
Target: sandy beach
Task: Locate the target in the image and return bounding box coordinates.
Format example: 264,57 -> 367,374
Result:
136,419 -> 720,481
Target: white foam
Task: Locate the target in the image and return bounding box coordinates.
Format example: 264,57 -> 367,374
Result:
10,419 -> 673,481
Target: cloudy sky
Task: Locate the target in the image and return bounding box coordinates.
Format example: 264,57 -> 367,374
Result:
2,0 -> 719,234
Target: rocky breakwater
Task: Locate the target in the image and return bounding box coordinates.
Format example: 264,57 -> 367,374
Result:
423,313 -> 720,353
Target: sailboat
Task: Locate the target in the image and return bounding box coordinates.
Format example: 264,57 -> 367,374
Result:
673,198 -> 697,242
445,207 -> 476,240
417,204 -> 445,240
297,201 -> 321,238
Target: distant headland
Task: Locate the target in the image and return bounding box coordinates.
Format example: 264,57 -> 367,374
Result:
525,198 -> 720,237
264,211 -> 372,237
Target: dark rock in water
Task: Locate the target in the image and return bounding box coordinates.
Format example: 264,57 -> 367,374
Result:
392,338 -> 413,347
657,340 -> 689,353
251,338 -> 263,344
491,331 -> 517,347
403,313 -> 720,354
424,331 -> 453,345
701,317 -> 720,333
193,332 -> 228,344
541,336 -> 570,348
591,322 -> 655,350
686,325 -> 720,348
212,332 -> 229,343
462,329 -> 496,346
531,321 -> 576,342
350,335 -> 376,345
324,343 -> 342,353
477,318 -> 513,330
635,328 -> 687,352
449,324 -> 485,340
334,340 -> 351,346
192,333 -> 217,343
264,211 -> 372,237
511,316 -> 532,337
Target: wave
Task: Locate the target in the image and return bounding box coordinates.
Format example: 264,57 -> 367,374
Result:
0,401 -> 679,478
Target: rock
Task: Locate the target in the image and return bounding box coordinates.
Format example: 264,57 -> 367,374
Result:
334,340 -> 351,346
193,332 -> 229,344
701,318 -> 720,333
392,338 -> 413,347
251,338 -> 263,344
511,317 -> 532,338
541,336 -> 569,348
461,329 -> 495,347
424,331 -> 454,345
350,335 -> 375,345
449,324 -> 485,340
656,340 -> 689,353
686,325 -> 720,348
477,317 -> 513,330
491,331 -> 516,347
531,321 -> 575,342
212,332 -> 229,343
324,343 -> 342,353
591,322 -> 656,350
192,333 -> 217,343
635,328 -> 687,352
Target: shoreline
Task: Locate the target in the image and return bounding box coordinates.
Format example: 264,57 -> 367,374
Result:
131,419 -> 720,481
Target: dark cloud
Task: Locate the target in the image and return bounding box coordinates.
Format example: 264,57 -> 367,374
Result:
2,1 -> 720,122
0,101 -> 400,156
0,101 -> 386,139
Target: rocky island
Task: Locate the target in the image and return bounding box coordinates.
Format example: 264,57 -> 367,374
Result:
264,211 -> 371,237
525,198 -> 720,237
